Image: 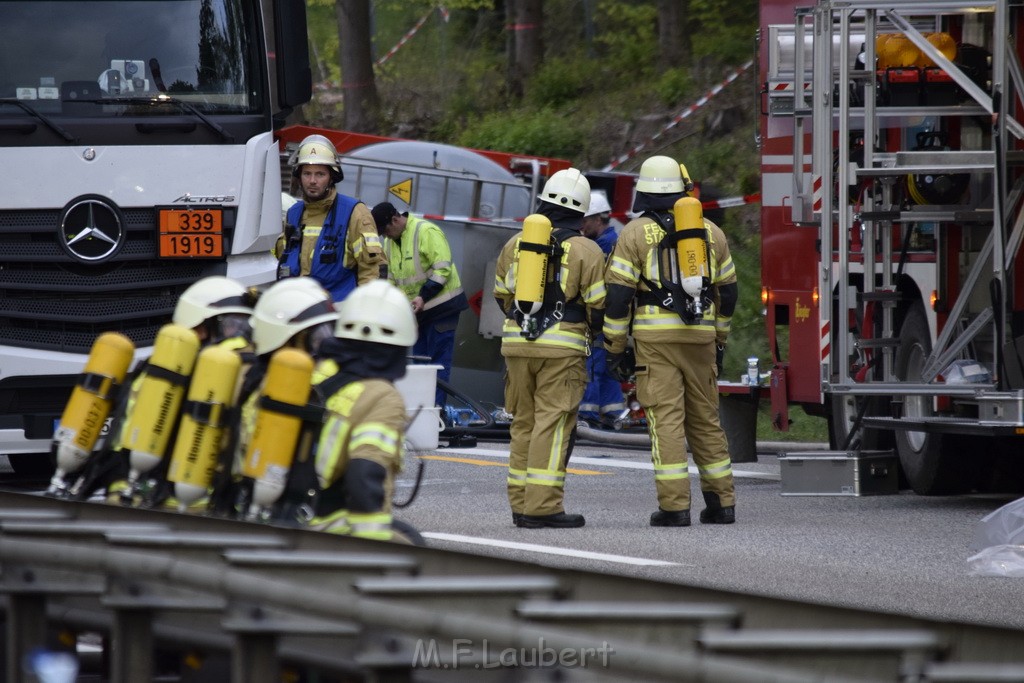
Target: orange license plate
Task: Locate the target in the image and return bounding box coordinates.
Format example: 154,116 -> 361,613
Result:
158,208 -> 224,258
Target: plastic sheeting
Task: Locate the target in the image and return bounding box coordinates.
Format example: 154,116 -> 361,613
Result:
967,497 -> 1024,577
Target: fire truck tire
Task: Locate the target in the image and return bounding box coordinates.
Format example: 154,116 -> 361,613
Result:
828,394 -> 885,451
894,303 -> 972,495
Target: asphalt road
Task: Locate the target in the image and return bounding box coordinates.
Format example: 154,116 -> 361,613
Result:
393,436 -> 1024,631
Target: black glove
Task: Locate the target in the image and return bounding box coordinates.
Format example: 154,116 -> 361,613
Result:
606,351 -> 630,382
716,344 -> 725,375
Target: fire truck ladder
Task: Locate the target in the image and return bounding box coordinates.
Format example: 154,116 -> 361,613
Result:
805,0 -> 1024,440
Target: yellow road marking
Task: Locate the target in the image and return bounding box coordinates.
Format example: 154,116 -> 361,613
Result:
420,454 -> 609,475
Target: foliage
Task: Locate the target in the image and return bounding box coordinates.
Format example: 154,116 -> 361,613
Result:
455,108 -> 587,160
592,1 -> 659,80
689,0 -> 759,63
526,57 -> 594,109
653,68 -> 693,107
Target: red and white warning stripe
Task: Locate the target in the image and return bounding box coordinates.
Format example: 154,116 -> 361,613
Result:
701,193 -> 760,210
414,194 -> 758,225
811,175 -> 823,213
820,321 -> 831,362
416,213 -> 524,224
376,6 -> 450,67
601,60 -> 754,172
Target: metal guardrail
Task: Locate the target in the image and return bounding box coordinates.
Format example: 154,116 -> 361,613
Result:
2,490 -> 1024,683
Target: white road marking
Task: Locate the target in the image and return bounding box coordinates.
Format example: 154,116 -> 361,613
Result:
440,447 -> 780,480
423,532 -> 682,566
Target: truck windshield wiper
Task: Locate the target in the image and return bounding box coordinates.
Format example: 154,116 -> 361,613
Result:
93,95 -> 235,143
0,98 -> 77,142
145,57 -> 234,143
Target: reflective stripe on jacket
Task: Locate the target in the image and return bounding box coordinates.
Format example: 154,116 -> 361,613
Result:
604,216 -> 735,352
385,215 -> 467,323
494,231 -> 606,358
283,191 -> 385,303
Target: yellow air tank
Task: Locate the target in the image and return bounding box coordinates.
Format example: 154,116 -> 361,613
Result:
50,332 -> 134,490
513,214 -> 553,318
122,324 -> 200,483
672,196 -> 709,308
243,347 -> 314,512
167,345 -> 241,510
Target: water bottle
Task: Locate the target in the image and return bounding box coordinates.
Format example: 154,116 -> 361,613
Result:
747,357 -> 759,386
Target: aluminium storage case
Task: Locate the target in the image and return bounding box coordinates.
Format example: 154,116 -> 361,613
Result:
777,451 -> 898,496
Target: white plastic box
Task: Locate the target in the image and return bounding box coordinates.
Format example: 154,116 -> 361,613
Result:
393,364 -> 442,450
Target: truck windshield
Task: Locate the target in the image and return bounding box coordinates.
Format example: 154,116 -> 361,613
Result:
0,0 -> 261,116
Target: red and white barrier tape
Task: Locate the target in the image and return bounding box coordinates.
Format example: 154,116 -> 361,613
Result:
376,6 -> 450,67
413,194 -> 759,225
601,60 -> 754,172
700,193 -> 761,210
417,213 -> 523,224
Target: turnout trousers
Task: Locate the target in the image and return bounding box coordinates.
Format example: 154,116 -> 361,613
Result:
634,339 -> 735,511
504,355 -> 586,517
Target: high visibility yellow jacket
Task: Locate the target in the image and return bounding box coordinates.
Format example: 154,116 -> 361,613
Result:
603,215 -> 735,354
384,215 -> 468,324
494,230 -> 606,358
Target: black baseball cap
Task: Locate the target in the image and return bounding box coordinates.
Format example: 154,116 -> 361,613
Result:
372,202 -> 400,232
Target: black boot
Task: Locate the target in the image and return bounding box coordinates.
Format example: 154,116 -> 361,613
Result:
512,512 -> 523,525
650,508 -> 691,527
517,512 -> 585,528
699,491 -> 736,524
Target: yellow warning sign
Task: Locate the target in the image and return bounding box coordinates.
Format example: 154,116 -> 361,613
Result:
388,178 -> 412,204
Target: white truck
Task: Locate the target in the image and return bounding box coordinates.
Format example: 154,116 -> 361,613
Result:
0,0 -> 311,474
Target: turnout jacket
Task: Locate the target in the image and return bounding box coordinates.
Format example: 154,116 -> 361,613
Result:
493,230 -> 606,358
603,215 -> 735,354
279,188 -> 385,302
312,359 -> 406,540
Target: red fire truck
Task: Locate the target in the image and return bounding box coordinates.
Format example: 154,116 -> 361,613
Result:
759,0 -> 1024,493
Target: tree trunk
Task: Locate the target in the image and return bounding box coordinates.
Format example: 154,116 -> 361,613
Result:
336,0 -> 380,133
508,0 -> 543,99
657,0 -> 689,72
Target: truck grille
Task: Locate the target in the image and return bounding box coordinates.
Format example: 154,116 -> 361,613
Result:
0,208 -> 233,354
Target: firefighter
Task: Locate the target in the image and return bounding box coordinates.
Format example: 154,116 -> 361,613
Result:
372,201 -> 468,406
210,276 -> 338,519
276,134 -> 386,303
578,190 -> 625,427
306,279 -> 416,541
72,276 -> 257,503
603,156 -> 738,526
493,168 -> 606,529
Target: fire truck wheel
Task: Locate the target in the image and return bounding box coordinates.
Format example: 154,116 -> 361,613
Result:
828,394 -> 885,451
894,303 -> 972,495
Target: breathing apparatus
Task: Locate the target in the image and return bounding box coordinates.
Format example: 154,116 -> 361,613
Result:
48,332 -> 135,497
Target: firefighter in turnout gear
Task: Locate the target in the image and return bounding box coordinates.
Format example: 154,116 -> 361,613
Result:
70,276 -> 258,504
494,168 -> 606,529
213,276 -> 337,520
603,156 -> 738,526
579,191 -> 625,426
276,134 -> 386,303
372,201 -> 468,406
307,280 -> 416,541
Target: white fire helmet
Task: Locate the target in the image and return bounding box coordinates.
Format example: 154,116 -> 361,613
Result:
334,280 -> 417,348
538,168 -> 591,215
